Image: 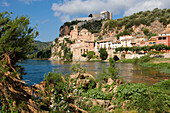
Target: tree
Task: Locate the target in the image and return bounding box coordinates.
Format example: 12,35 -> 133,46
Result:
88,14 -> 93,17
0,11 -> 38,71
87,51 -> 95,60
0,11 -> 39,112
143,28 -> 149,36
99,48 -> 108,60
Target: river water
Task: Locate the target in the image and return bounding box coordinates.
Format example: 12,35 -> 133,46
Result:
18,59 -> 169,86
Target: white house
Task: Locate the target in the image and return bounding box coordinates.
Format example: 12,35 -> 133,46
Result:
120,35 -> 136,47
95,39 -> 114,52
112,40 -> 121,50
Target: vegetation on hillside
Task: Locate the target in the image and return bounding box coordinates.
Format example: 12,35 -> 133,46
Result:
59,21 -> 81,37
103,8 -> 170,38
28,41 -> 52,59
78,20 -> 102,33
53,38 -> 73,61
118,8 -> 169,28
33,40 -> 52,51
28,46 -> 51,59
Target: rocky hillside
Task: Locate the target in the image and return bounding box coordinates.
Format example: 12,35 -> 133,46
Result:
102,8 -> 170,39
59,8 -> 170,39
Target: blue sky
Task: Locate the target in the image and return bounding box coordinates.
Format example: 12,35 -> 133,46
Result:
0,0 -> 169,42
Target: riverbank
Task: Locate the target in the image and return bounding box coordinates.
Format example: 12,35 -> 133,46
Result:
118,56 -> 170,75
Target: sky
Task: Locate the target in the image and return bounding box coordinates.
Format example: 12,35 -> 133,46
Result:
0,0 -> 170,42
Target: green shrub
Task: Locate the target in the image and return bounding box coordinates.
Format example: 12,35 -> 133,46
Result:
138,55 -> 152,63
116,83 -> 170,112
99,48 -> 108,60
92,55 -> 98,59
81,53 -> 87,57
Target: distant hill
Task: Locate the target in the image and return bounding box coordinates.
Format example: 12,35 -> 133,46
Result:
33,40 -> 52,51
27,40 -> 52,59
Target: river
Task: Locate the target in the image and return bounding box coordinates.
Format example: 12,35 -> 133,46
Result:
18,59 -> 169,86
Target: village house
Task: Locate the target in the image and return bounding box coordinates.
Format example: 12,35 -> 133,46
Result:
120,36 -> 136,47
147,37 -> 157,46
131,38 -> 147,47
69,25 -> 96,61
155,34 -> 170,46
94,38 -> 119,58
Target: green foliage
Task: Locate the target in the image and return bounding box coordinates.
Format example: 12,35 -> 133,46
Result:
116,83 -> 170,112
0,11 -> 38,112
138,55 -> 152,63
153,80 -> 170,95
87,51 -> 95,60
79,20 -> 102,33
140,62 -> 170,75
55,39 -> 73,61
81,53 -> 87,57
33,40 -> 52,51
99,48 -> 108,60
88,106 -> 107,113
71,62 -> 86,74
116,8 -> 170,29
143,28 -> 149,36
92,55 -> 98,59
81,88 -> 113,100
0,11 -> 38,65
96,35 -> 103,41
44,71 -> 64,89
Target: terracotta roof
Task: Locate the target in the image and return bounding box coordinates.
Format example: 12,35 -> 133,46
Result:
112,40 -> 121,44
148,37 -> 157,41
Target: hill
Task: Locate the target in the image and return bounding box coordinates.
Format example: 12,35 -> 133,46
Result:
33,40 -> 52,51
59,8 -> 170,39
28,40 -> 52,59
102,8 -> 170,39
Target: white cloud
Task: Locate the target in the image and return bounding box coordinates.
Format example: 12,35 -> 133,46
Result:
19,0 -> 41,5
124,0 -> 170,16
1,1 -> 9,7
51,0 -> 170,22
59,15 -> 71,23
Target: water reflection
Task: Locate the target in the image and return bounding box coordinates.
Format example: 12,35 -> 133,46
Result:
18,59 -> 169,86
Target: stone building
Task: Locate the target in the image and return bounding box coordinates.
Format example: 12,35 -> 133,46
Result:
69,25 -> 95,61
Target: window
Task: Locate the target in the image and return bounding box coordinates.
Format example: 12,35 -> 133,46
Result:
163,37 -> 166,40
164,41 -> 166,43
158,37 -> 162,40
159,42 -> 162,43
153,42 -> 156,44
149,42 -> 152,44
81,49 -> 82,54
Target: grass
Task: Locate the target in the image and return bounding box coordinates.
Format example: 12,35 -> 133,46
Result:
140,62 -> 170,75
118,57 -> 170,75
117,59 -> 135,63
